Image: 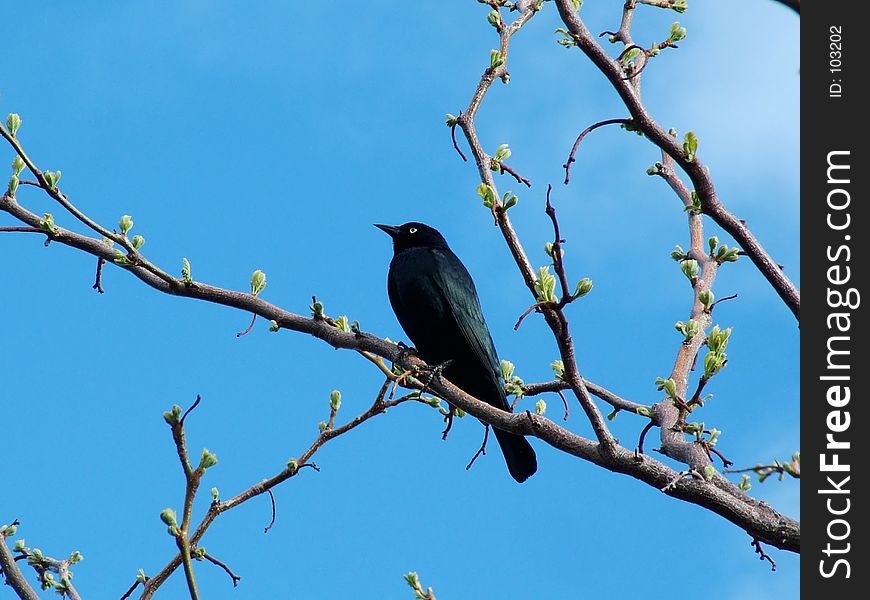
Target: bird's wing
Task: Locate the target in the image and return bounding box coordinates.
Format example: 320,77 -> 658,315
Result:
429,249 -> 502,378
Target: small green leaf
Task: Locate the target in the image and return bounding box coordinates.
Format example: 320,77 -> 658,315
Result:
671,245 -> 687,261
704,465 -> 716,481
534,399 -> 547,415
636,406 -> 651,418
487,10 -> 500,28
445,113 -> 458,127
550,359 -> 565,381
131,235 -> 145,250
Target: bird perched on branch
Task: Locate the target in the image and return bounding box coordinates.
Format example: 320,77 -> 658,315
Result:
376,222 -> 537,483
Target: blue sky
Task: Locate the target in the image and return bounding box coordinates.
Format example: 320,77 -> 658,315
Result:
2,2 -> 799,598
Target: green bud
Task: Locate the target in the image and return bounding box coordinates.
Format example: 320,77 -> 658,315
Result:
136,569 -> 147,583
11,156 -> 25,176
698,290 -> 714,311
636,406 -> 651,417
572,277 -> 593,299
404,572 -> 420,589
43,170 -> 61,190
6,113 -> 22,136
335,315 -> 350,332
571,0 -> 583,10
426,396 -> 442,408
684,191 -> 702,214
330,390 -> 342,411
159,508 -> 178,528
199,448 -> 218,470
162,404 -> 182,425
500,359 -> 515,382
287,459 -> 299,474
445,113 -> 458,127
476,182 -> 497,208
69,551 -> 84,564
544,242 -> 554,256
7,175 -> 18,196
250,269 -> 267,295
669,21 -> 688,43
534,399 -> 547,415
534,265 -> 557,302
680,259 -> 699,283
310,299 -> 325,318
1,524 -> 16,537
490,49 -> 505,69
211,487 -> 220,501
707,236 -> 718,255
707,428 -> 720,446
455,408 -> 466,418
704,464 -> 716,481
192,547 -> 206,560
671,0 -> 688,13
487,10 -> 500,27
646,165 -> 658,176
738,474 -> 752,492
494,143 -> 511,163
550,359 -> 565,381
39,212 -> 58,235
671,245 -> 687,261
720,248 -> 740,263
682,130 -> 698,162
318,421 -> 327,432
269,320 -> 280,332
181,258 -> 192,283
131,234 -> 145,250
503,193 -> 518,210
119,214 -> 133,235
13,539 -> 25,551
606,409 -> 619,421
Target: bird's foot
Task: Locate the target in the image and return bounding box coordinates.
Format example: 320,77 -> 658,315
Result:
419,358 -> 453,397
395,341 -> 418,364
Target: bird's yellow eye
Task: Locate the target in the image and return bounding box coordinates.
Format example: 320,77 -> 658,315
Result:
409,227 -> 417,233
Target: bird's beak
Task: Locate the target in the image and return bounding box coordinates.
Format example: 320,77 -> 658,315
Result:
374,224 -> 401,238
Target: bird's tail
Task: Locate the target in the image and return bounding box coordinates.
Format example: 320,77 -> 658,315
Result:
493,428 -> 537,483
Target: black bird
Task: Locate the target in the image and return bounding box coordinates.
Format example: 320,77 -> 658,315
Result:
376,222 -> 537,483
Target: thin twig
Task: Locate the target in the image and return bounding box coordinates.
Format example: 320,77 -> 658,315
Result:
203,552 -> 241,587
498,163 -> 531,187
563,118 -> 632,184
93,257 -> 105,293
752,538 -> 777,571
236,313 -> 258,337
465,424 -> 490,470
263,489 -> 277,534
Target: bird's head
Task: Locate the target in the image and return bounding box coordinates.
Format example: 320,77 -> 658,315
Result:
374,222 -> 449,253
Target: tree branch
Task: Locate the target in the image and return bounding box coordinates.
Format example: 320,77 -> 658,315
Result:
553,0 -> 800,320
